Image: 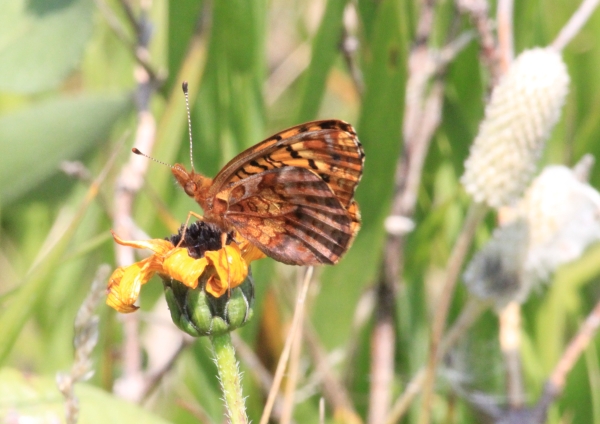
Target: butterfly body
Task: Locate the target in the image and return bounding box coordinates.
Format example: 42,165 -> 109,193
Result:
172,119 -> 365,265
171,166 -> 222,224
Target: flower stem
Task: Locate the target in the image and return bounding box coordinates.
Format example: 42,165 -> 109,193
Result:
419,201 -> 488,424
211,333 -> 248,424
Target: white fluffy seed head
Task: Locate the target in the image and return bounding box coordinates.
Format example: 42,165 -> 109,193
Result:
463,219 -> 529,307
461,47 -> 570,208
463,162 -> 600,308
522,165 -> 600,282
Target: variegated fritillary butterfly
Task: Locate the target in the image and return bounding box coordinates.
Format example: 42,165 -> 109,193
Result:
171,119 -> 364,266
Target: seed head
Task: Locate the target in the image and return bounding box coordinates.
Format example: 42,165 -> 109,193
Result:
462,48 -> 570,208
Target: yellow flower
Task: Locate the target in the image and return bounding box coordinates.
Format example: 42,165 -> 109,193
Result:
107,226 -> 263,313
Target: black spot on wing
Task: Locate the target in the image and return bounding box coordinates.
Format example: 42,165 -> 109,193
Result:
341,122 -> 356,135
264,154 -> 286,167
286,145 -> 301,159
318,120 -> 338,130
237,168 -> 257,177
358,142 -> 365,159
307,159 -> 318,170
250,160 -> 269,171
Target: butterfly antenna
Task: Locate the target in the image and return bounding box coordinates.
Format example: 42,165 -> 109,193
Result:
182,81 -> 195,172
131,148 -> 173,169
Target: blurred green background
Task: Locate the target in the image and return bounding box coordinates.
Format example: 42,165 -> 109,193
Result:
1,0 -> 600,423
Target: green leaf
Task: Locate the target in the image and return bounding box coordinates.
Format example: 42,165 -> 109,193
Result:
0,93 -> 132,205
313,0 -> 408,347
0,0 -> 94,93
0,368 -> 171,424
167,0 -> 205,91
295,0 -> 348,123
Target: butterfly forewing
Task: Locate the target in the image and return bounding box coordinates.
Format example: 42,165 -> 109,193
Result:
210,120 -> 364,210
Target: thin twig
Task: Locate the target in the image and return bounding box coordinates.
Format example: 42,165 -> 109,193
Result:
456,0 -> 501,83
370,12 -> 475,424
111,0 -> 158,402
231,333 -> 284,421
469,293 -> 600,423
176,399 -> 214,424
418,202 -> 488,424
280,272 -> 307,424
341,28 -> 364,96
231,333 -> 274,393
116,0 -> 138,30
499,302 -> 524,408
140,338 -> 190,402
57,265 -> 110,424
260,267 -> 314,424
339,2 -> 364,95
265,42 -> 311,106
368,1 -> 439,421
304,320 -> 361,421
572,154 -> 595,182
549,297 -> 600,391
552,0 -> 600,51
94,0 -> 162,84
342,287 -> 376,387
496,0 -> 514,72
440,298 -> 489,354
368,269 -> 397,424
94,0 -> 133,45
386,297 -> 488,423
61,160 -> 115,222
438,31 -> 477,65
319,397 -> 326,423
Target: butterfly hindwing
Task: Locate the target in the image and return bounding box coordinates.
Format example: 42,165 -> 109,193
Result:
221,167 -> 354,265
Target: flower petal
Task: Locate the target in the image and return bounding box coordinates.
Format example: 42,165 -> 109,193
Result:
111,231 -> 173,255
241,243 -> 266,263
204,274 -> 226,298
163,248 -> 208,288
205,244 -> 248,297
106,259 -> 155,313
235,233 -> 266,263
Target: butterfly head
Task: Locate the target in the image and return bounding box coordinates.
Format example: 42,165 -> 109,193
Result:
172,164 -> 213,204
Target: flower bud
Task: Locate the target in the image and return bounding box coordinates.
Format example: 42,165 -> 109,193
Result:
164,270 -> 255,337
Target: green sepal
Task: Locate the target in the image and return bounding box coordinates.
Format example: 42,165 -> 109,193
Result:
163,269 -> 255,337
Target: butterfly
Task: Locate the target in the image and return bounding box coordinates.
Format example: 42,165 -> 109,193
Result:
171,119 -> 365,266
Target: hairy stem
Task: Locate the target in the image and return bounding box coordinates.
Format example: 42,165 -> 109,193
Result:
211,333 -> 248,424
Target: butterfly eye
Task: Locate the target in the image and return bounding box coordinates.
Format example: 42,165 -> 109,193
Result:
184,181 -> 197,197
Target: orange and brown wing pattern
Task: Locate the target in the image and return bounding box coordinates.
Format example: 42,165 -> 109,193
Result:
171,119 -> 364,265
220,167 -> 356,265
210,120 -> 365,211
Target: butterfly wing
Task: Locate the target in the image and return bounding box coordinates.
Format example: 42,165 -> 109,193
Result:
219,167 -> 355,265
210,120 -> 364,214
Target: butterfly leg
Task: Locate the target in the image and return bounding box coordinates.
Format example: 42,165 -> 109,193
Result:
174,210 -> 205,249
218,232 -> 233,298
